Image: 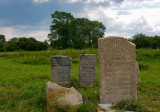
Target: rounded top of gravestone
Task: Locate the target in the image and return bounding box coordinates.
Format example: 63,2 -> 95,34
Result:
80,54 -> 95,55
99,36 -> 135,47
51,55 -> 72,59
79,54 -> 97,61
51,55 -> 72,66
103,36 -> 124,39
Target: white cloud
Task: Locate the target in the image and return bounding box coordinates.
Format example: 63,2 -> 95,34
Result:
0,26 -> 49,41
73,0 -> 160,38
84,0 -> 107,4
33,0 -> 49,3
0,27 -> 15,40
59,0 -> 146,5
2,0 -> 160,41
60,0 -> 110,4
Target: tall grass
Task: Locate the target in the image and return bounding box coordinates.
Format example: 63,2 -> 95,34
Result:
0,49 -> 160,112
0,49 -> 98,65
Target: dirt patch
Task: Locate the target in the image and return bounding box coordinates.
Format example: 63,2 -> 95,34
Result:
156,84 -> 160,88
5,91 -> 22,99
137,86 -> 150,92
37,75 -> 50,80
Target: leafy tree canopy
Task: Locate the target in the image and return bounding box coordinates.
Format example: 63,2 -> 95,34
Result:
129,33 -> 160,49
48,11 -> 106,49
0,34 -> 6,51
3,37 -> 48,52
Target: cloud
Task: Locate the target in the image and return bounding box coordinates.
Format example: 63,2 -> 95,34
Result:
33,0 -> 49,3
72,0 -> 160,38
59,0 -> 147,6
0,25 -> 49,41
61,0 -> 118,4
1,0 -> 160,42
0,27 -> 15,40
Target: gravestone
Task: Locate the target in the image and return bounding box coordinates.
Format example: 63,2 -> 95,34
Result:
79,54 -> 97,86
98,37 -> 137,105
51,55 -> 72,85
46,82 -> 82,112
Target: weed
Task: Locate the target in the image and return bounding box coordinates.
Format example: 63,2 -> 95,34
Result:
113,98 -> 151,112
138,62 -> 149,70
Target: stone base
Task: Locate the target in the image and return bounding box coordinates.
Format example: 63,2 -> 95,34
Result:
46,82 -> 82,112
97,103 -> 115,112
97,103 -> 135,112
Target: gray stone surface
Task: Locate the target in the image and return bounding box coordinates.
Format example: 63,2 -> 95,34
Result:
79,54 -> 97,86
98,37 -> 137,104
46,82 -> 82,112
51,55 -> 72,85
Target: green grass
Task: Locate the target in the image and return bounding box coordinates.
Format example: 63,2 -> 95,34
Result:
0,49 -> 160,112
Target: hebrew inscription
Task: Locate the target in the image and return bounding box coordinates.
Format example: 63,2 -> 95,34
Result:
79,54 -> 97,86
51,56 -> 72,85
98,37 -> 137,104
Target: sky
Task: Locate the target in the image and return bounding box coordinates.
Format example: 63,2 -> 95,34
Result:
1,0 -> 160,41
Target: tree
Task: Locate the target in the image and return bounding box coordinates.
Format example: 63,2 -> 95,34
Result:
36,40 -> 48,51
129,33 -> 160,49
48,11 -> 106,49
150,35 -> 159,49
158,39 -> 160,49
69,18 -> 89,49
0,34 -> 6,52
48,11 -> 75,49
3,40 -> 20,52
131,33 -> 151,48
69,18 -> 105,49
4,37 -> 49,52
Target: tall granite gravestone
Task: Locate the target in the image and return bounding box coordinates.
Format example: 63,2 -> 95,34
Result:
98,37 -> 137,104
51,56 -> 72,85
79,54 -> 97,86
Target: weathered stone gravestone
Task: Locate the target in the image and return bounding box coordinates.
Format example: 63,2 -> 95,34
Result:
46,82 -> 82,112
98,37 -> 137,105
51,56 -> 72,85
79,54 -> 97,86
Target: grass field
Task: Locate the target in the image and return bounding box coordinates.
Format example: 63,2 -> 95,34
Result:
0,49 -> 160,112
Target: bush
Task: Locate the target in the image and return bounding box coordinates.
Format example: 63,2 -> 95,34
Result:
76,102 -> 96,112
138,62 -> 149,70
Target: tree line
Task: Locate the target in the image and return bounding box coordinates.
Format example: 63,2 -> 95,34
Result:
1,11 -> 160,52
1,33 -> 160,52
129,33 -> 160,49
0,35 -> 48,52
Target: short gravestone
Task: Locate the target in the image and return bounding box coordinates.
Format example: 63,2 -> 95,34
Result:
46,82 -> 82,112
51,56 -> 72,85
98,37 -> 137,105
79,54 -> 97,86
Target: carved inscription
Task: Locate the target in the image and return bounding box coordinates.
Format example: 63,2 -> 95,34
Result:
80,67 -> 95,80
98,37 -> 137,104
51,66 -> 70,83
79,54 -> 97,86
51,56 -> 72,85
